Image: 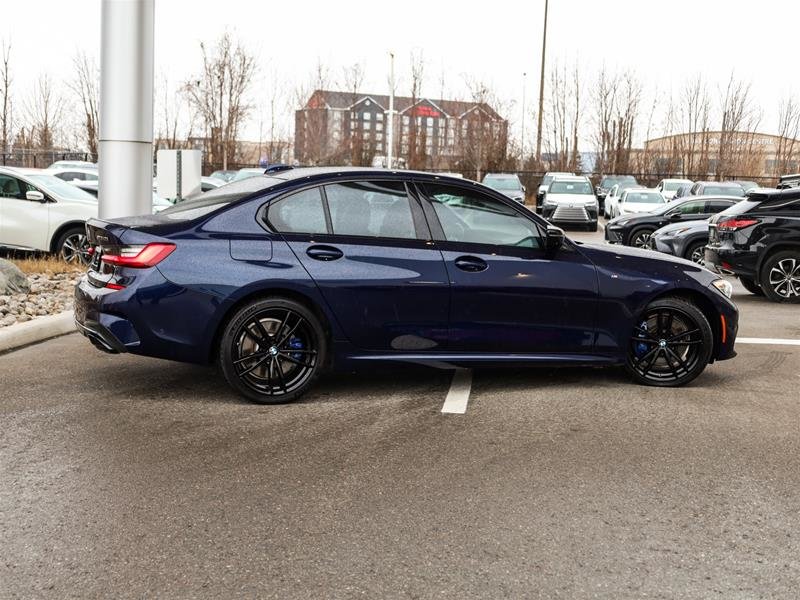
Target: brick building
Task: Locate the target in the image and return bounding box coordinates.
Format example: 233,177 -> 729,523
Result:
295,89 -> 508,171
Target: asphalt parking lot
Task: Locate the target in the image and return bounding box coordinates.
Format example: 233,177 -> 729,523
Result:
3,225 -> 800,598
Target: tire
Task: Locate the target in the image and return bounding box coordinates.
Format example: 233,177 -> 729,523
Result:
55,226 -> 91,265
683,240 -> 707,265
759,251 -> 800,303
219,297 -> 327,404
587,222 -> 598,232
625,297 -> 713,387
738,276 -> 764,296
628,227 -> 655,249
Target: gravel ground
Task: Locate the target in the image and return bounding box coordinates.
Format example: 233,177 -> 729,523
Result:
0,272 -> 80,327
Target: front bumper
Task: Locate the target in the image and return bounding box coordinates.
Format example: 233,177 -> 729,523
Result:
604,225 -> 624,243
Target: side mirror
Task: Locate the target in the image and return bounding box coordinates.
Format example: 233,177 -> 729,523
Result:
26,190 -> 45,202
521,185 -> 526,193
544,225 -> 565,253
668,212 -> 682,221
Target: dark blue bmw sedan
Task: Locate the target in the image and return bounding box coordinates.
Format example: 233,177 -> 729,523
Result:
75,167 -> 738,404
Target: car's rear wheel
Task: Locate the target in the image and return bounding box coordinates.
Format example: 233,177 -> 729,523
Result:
56,226 -> 92,265
759,251 -> 800,303
629,227 -> 655,249
219,298 -> 326,404
738,275 -> 764,296
683,240 -> 707,265
625,297 -> 713,387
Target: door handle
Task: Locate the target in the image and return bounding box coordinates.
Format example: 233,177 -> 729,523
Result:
306,244 -> 344,261
454,255 -> 488,273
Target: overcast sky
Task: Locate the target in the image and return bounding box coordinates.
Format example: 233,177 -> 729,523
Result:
2,0 -> 798,146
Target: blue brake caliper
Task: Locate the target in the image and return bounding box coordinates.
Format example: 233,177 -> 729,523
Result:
635,320 -> 649,358
288,336 -> 304,362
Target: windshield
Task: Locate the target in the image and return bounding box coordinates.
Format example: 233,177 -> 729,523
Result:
624,191 -> 664,204
662,181 -> 687,191
601,176 -> 636,188
29,175 -> 97,201
233,169 -> 264,181
548,181 -> 593,195
702,185 -> 744,196
158,176 -> 284,220
484,177 -> 521,191
542,175 -> 554,186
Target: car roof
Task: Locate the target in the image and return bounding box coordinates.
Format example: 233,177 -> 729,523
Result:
623,187 -> 660,193
697,181 -> 742,187
483,173 -> 518,178
746,187 -> 800,202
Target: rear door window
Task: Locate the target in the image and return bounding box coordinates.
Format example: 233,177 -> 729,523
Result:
324,181 -> 418,240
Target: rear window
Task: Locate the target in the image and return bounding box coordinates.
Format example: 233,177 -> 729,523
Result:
716,199 -> 759,218
624,192 -> 664,204
158,176 -> 284,221
702,185 -> 744,196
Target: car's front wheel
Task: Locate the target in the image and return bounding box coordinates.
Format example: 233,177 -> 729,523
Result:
625,297 -> 713,387
759,251 -> 800,303
683,240 -> 707,265
628,227 -> 655,249
219,298 -> 327,404
56,226 -> 92,265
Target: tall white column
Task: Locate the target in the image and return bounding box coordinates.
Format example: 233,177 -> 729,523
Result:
98,0 -> 155,218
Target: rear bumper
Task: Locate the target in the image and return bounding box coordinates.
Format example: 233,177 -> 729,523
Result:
704,246 -> 758,278
75,318 -> 126,354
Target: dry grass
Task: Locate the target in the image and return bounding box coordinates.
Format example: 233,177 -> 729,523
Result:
7,255 -> 84,275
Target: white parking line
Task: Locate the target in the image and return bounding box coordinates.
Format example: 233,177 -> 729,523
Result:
441,369 -> 473,414
737,337 -> 800,346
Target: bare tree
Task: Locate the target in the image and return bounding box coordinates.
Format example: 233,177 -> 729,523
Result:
293,59 -> 334,165
0,40 -> 11,154
457,79 -> 509,180
25,74 -> 63,150
155,74 -> 196,150
775,94 -> 800,176
673,75 -> 711,178
406,50 -> 426,170
543,62 -> 581,172
68,51 -> 99,156
717,74 -> 761,179
342,62 -> 369,166
184,32 -> 256,169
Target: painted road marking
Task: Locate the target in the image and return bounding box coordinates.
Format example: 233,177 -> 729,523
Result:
441,369 -> 473,414
737,337 -> 800,346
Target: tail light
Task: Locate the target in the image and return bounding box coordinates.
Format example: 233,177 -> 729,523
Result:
101,243 -> 176,268
717,217 -> 759,232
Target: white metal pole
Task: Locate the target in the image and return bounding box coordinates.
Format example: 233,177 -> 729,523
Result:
98,0 -> 155,219
387,52 -> 395,169
521,72 -> 527,162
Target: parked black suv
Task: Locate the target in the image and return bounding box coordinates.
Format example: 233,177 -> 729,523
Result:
705,187 -> 800,303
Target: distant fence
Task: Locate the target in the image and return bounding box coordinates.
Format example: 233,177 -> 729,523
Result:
0,151 -> 97,169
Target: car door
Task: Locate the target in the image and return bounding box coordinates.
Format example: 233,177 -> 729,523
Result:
269,179 -> 450,352
0,174 -> 49,250
416,181 -> 599,355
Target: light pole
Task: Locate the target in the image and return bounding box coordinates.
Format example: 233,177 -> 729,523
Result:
98,0 -> 154,218
534,0 -> 548,164
387,52 -> 395,169
521,72 -> 527,163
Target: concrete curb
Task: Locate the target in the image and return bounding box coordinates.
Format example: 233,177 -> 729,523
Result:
0,310 -> 75,354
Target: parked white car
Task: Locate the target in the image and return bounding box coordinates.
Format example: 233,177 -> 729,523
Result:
604,183 -> 644,219
43,166 -> 99,185
0,167 -> 98,263
616,188 -> 668,217
656,178 -> 693,201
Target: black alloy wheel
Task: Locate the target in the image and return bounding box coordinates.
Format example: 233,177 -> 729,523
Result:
629,227 -> 655,249
57,227 -> 92,265
625,297 -> 713,387
219,298 -> 326,404
738,276 -> 764,296
760,251 -> 800,303
684,241 -> 707,265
